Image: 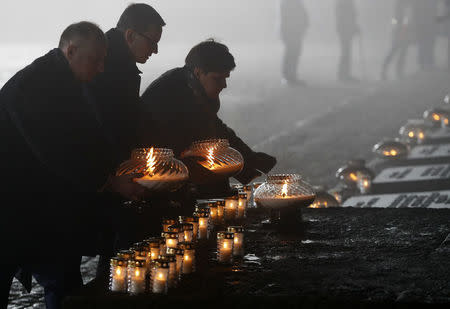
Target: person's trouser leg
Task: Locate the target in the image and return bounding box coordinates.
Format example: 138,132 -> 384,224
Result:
0,264 -> 18,309
31,256 -> 82,309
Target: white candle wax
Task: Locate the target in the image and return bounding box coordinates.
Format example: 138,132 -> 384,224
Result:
111,266 -> 127,292
224,199 -> 237,221
198,218 -> 208,239
182,252 -> 194,274
218,239 -> 233,264
152,270 -> 167,294
128,269 -> 146,295
233,233 -> 244,257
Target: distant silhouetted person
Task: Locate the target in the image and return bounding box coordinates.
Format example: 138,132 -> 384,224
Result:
381,0 -> 413,80
279,0 -> 309,86
411,0 -> 438,71
335,0 -> 360,82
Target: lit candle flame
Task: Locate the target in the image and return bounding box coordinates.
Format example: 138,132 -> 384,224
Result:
145,147 -> 156,176
418,132 -> 425,140
281,182 -> 288,198
158,273 -> 164,280
433,113 -> 440,121
390,149 -> 397,156
223,242 -> 228,249
115,267 -> 121,276
135,269 -> 140,277
408,131 -> 414,138
363,180 -> 369,187
184,255 -> 189,261
207,147 -> 215,169
349,173 -> 358,181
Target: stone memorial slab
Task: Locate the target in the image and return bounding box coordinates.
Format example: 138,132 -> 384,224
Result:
371,163 -> 450,193
342,190 -> 450,208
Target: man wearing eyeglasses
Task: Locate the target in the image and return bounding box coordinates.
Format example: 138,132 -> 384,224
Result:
88,3 -> 165,164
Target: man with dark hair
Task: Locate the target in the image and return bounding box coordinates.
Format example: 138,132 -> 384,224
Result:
87,2 -> 165,279
88,3 -> 165,163
140,40 -> 277,197
0,21 -> 146,309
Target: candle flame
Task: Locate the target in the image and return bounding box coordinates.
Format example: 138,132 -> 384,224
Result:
433,113 -> 440,121
116,268 -> 121,276
418,132 -> 425,140
145,147 -> 156,176
234,237 -> 239,243
184,255 -> 189,261
199,219 -> 205,226
281,182 -> 288,198
135,269 -> 140,277
363,180 -> 369,187
158,273 -> 164,280
223,242 -> 228,249
390,149 -> 397,156
349,173 -> 358,181
207,147 -> 215,169
445,118 -> 449,126
408,131 -> 414,138
151,252 -> 155,258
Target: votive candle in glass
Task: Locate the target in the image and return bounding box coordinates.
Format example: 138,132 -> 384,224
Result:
162,231 -> 178,252
162,218 -> 177,233
143,238 -> 161,262
217,231 -> 234,264
109,257 -> 127,292
132,246 -> 148,263
116,250 -> 134,261
127,259 -> 146,295
179,216 -> 199,241
168,224 -> 184,243
227,226 -> 244,257
158,254 -> 177,289
194,211 -> 210,240
224,195 -> 239,222
237,191 -> 247,219
178,242 -> 195,274
180,223 -> 194,243
167,247 -> 184,280
150,259 -> 169,294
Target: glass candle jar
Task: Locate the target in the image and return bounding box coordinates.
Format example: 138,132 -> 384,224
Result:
167,247 -> 184,279
132,246 -> 148,263
205,201 -> 218,226
194,211 -> 210,240
178,242 -> 195,274
127,259 -> 147,295
372,138 -> 409,160
399,119 -> 428,145
158,254 -> 177,289
242,185 -> 252,207
224,195 -> 239,222
180,223 -> 194,243
116,147 -> 189,192
116,250 -> 134,261
214,199 -> 225,223
423,107 -> 450,128
335,160 -> 374,189
309,189 -> 339,208
143,238 -> 161,261
181,139 -> 244,178
252,182 -> 263,207
162,218 -> 177,233
179,216 -> 199,241
237,191 -> 247,219
162,231 -> 178,252
109,258 -> 128,293
168,224 -> 184,243
227,226 -> 244,257
357,172 -> 372,194
150,259 -> 169,294
217,231 -> 234,264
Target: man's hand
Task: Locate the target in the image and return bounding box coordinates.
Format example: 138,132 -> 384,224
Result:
248,152 -> 277,174
181,156 -> 227,185
105,173 -> 149,201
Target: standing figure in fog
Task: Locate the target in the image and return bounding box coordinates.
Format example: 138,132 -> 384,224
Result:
335,0 -> 360,82
279,0 -> 309,86
381,0 -> 414,80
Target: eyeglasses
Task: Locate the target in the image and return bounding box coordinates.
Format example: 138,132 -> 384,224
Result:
136,32 -> 158,48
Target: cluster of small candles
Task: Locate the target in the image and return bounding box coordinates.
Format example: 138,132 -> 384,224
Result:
109,184 -> 257,295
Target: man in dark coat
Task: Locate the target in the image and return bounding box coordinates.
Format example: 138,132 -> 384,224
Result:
0,22 -> 146,309
87,3 -> 165,277
335,0 -> 360,82
140,40 -> 277,198
279,0 -> 309,86
88,3 -> 165,165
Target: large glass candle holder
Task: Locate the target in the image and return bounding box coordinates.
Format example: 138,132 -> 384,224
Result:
162,218 -> 177,233
150,259 -> 169,294
167,247 -> 184,279
158,254 -> 177,289
224,195 -> 239,222
180,223 -> 194,243
254,174 -> 315,233
109,258 -> 128,293
178,242 -> 195,274
372,138 -> 409,160
309,189 -> 340,208
335,160 -> 374,189
162,231 -> 178,252
252,182 -> 263,207
116,148 -> 189,192
194,211 -> 210,240
399,119 -> 429,145
179,216 -> 199,241
181,139 -> 244,178
237,191 -> 247,219
217,231 -> 234,264
227,226 -> 244,257
127,259 -> 147,295
423,107 -> 450,128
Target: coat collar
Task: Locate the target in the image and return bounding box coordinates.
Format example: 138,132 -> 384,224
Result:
105,28 -> 142,75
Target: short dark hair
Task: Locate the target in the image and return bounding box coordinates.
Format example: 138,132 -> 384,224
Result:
58,21 -> 106,49
185,39 -> 236,73
117,3 -> 165,32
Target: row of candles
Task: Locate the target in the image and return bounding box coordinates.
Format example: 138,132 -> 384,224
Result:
109,184 -> 260,295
